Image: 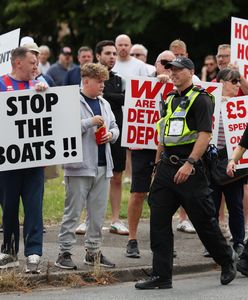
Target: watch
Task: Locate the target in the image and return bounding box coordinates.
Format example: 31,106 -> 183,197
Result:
187,157 -> 196,165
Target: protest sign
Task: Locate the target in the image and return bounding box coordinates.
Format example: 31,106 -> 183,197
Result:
0,28 -> 20,76
0,85 -> 83,171
221,95 -> 248,169
121,77 -> 222,150
198,81 -> 223,145
231,17 -> 248,78
121,77 -> 173,150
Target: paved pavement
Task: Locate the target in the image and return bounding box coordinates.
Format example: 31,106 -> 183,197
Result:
0,218 -> 218,282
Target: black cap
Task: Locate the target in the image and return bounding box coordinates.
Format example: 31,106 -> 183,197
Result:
60,46 -> 72,55
165,57 -> 195,70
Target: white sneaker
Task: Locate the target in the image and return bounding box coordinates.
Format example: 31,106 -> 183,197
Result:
177,220 -> 196,234
75,222 -> 86,235
123,177 -> 131,184
110,220 -> 129,235
25,254 -> 40,274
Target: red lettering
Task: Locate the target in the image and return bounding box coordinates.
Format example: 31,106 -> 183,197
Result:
150,100 -> 155,108
235,23 -> 248,40
237,43 -> 245,59
144,127 -> 153,144
135,100 -> 142,107
161,83 -> 174,99
226,101 -> 237,119
137,110 -> 145,123
131,80 -> 164,99
235,23 -> 242,39
127,108 -> 136,122
205,86 -> 217,94
126,125 -> 158,146
127,125 -> 136,143
137,126 -> 145,144
240,157 -> 248,164
244,65 -> 248,79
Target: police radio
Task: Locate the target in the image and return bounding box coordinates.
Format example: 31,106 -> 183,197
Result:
179,96 -> 190,110
159,94 -> 167,117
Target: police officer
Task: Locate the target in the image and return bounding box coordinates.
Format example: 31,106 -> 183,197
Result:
135,57 -> 237,290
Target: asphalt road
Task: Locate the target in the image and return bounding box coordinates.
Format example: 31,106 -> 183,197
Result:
1,271 -> 248,300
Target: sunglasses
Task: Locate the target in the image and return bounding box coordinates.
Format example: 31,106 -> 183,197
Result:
159,59 -> 171,66
229,78 -> 241,85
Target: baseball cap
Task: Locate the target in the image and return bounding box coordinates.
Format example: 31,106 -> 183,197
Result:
22,42 -> 40,54
60,47 -> 72,55
165,57 -> 195,70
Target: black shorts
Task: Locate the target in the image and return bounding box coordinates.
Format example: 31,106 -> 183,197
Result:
110,135 -> 126,172
131,149 -> 156,193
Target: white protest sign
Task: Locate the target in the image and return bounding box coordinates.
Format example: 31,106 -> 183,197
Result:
121,77 -> 222,150
0,85 -> 83,171
0,29 -> 20,76
121,76 -> 174,150
231,17 -> 248,78
221,95 -> 248,169
197,81 -> 223,145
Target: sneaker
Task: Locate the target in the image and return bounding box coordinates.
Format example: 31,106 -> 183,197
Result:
84,251 -> 115,268
110,221 -> 129,235
177,220 -> 196,234
75,222 -> 86,235
126,239 -> 140,258
123,177 -> 131,184
0,253 -> 19,269
233,243 -> 244,257
25,254 -> 41,274
55,252 -> 77,270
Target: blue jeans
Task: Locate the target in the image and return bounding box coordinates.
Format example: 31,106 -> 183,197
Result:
211,178 -> 245,247
0,167 -> 44,256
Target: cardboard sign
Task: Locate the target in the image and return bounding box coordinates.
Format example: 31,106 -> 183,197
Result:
0,85 -> 83,171
231,17 -> 248,78
198,81 -> 223,145
121,77 -> 174,149
121,77 -> 222,150
0,29 -> 20,76
221,95 -> 248,169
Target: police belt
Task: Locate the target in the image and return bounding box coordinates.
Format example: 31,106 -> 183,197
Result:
161,153 -> 201,168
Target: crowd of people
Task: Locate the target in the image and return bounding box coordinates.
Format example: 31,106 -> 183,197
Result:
1,32 -> 248,290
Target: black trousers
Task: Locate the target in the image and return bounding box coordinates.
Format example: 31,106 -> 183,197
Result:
148,160 -> 233,280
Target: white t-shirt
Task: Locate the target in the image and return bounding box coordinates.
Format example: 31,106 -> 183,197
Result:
112,57 -> 149,77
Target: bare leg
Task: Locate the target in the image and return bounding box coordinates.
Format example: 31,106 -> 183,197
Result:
128,192 -> 147,240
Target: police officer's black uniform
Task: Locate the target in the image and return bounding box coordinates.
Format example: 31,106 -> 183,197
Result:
136,79 -> 236,289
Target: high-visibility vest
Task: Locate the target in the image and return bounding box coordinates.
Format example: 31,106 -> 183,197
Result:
157,87 -> 212,146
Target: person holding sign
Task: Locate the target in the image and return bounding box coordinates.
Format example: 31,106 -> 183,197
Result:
135,57 -> 237,290
55,63 -> 119,270
227,125 -> 248,277
0,47 -> 47,273
210,68 -> 246,257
